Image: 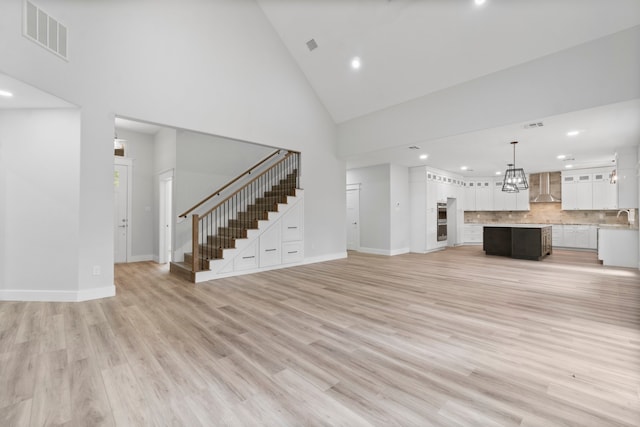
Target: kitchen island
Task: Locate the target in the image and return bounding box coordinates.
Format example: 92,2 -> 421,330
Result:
483,226 -> 552,260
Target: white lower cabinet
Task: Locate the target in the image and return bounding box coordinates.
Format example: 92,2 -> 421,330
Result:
259,223 -> 281,267
465,223 -> 597,250
551,225 -> 597,249
463,224 -> 483,243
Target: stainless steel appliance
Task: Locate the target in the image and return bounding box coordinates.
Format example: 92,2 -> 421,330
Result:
437,202 -> 447,241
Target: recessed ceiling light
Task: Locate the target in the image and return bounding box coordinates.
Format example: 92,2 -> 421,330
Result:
565,164 -> 573,168
557,154 -> 566,159
0,89 -> 14,98
474,0 -> 486,5
567,130 -> 580,137
460,166 -> 468,171
419,154 -> 428,160
351,57 -> 361,70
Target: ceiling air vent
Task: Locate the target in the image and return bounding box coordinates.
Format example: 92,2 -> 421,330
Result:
23,1 -> 68,60
306,39 -> 318,52
523,122 -> 544,129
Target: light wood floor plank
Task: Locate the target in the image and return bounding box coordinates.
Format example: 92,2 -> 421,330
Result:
0,246 -> 637,426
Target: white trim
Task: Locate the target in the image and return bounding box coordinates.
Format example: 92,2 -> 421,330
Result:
357,247 -> 411,256
357,247 -> 392,256
0,285 -> 115,302
389,247 -> 410,256
128,255 -> 155,263
303,251 -> 348,264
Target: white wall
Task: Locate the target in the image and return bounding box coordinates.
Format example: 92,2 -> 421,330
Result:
0,0 -> 344,299
0,109 -> 83,299
115,128 -> 155,261
346,165 -> 391,254
389,165 -> 410,255
338,26 -> 640,158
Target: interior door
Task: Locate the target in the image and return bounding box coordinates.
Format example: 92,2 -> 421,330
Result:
114,164 -> 129,263
346,187 -> 360,251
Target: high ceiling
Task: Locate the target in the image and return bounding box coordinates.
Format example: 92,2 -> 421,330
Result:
258,0 -> 640,175
258,0 -> 640,123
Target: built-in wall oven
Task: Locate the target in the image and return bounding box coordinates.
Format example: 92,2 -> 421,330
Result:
437,202 -> 447,241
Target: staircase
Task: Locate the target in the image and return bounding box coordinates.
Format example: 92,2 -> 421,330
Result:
170,150 -> 301,282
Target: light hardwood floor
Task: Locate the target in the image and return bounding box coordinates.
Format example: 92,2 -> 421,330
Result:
1,246 -> 639,426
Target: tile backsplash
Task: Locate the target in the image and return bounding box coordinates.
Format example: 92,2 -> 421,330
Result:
464,203 -> 637,225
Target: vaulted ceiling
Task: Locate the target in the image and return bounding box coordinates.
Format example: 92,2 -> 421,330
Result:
258,0 -> 640,175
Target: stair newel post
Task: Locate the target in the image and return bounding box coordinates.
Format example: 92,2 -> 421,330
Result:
192,214 -> 200,273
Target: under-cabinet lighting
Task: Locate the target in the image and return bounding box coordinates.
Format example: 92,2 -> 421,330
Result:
460,166 -> 468,171
0,89 -> 13,97
565,164 -> 573,168
557,154 -> 566,159
419,154 -> 428,160
567,130 -> 580,137
495,171 -> 501,175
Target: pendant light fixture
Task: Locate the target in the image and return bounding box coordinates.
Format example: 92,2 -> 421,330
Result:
502,141 -> 528,192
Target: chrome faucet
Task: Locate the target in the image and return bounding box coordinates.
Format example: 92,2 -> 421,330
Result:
617,209 -> 635,225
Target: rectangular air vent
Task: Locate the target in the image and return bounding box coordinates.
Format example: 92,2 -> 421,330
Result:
23,1 -> 68,60
523,122 -> 544,129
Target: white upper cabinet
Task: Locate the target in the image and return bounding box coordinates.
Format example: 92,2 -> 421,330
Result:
562,168 -> 617,210
465,177 -> 527,211
592,172 -> 618,210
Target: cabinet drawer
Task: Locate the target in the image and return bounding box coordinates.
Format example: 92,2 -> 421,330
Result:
282,202 -> 303,242
260,225 -> 281,267
234,241 -> 258,271
282,241 -> 304,264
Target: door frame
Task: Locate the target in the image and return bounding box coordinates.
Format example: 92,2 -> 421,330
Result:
158,169 -> 174,264
346,184 -> 361,251
114,157 -> 133,263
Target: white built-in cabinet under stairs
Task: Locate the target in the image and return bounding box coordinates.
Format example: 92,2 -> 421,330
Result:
173,190 -> 304,283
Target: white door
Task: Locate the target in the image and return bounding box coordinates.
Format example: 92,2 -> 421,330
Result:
114,164 -> 129,263
159,171 -> 174,264
346,186 -> 360,251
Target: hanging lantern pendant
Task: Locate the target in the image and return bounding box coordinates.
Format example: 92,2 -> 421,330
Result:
502,141 -> 528,192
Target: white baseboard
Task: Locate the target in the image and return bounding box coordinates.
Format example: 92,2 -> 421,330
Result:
0,285 -> 115,302
303,251 -> 348,264
389,247 -> 410,256
358,247 -> 410,256
128,255 -> 155,263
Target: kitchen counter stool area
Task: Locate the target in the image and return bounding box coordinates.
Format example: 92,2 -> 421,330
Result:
483,226 -> 552,261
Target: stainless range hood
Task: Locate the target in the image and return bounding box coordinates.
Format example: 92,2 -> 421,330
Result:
531,172 -> 561,203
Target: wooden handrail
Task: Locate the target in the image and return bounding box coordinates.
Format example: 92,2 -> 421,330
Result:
179,149 -> 281,218
199,152 -> 297,219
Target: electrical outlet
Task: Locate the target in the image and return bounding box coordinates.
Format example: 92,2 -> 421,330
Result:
92,265 -> 101,276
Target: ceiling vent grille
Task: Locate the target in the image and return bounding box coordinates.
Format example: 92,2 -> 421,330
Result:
306,39 -> 318,52
523,122 -> 544,129
23,1 -> 68,60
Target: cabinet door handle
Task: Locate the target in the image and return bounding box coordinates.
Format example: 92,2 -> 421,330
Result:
287,226 -> 297,229
265,249 -> 277,252
287,251 -> 298,254
242,256 -> 255,259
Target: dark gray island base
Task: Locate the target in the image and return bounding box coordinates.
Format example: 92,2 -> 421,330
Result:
483,226 -> 552,261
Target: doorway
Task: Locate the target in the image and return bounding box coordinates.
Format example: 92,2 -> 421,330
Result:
447,197 -> 457,247
158,170 -> 174,264
114,158 -> 132,263
346,184 -> 360,251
